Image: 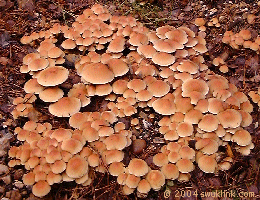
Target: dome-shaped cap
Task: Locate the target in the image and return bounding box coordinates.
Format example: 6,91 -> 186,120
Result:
103,134 -> 127,150
61,138 -> 84,154
217,109 -> 242,128
61,39 -> 76,49
106,58 -> 129,77
37,66 -> 69,87
49,97 -> 81,117
66,155 -> 88,178
177,60 -> 199,74
153,39 -> 176,53
128,158 -> 149,177
108,162 -> 125,176
39,87 -> 64,102
232,129 -> 252,146
176,122 -> 193,137
152,52 -> 175,66
81,63 -> 114,84
48,47 -> 64,58
32,180 -> 51,197
107,36 -> 125,53
197,155 -> 217,173
127,79 -> 146,92
23,53 -> 41,65
50,128 -> 72,142
28,58 -> 49,71
152,98 -> 176,115
176,158 -> 194,173
161,163 -> 179,180
146,170 -> 165,191
137,44 -> 156,58
198,114 -> 219,132
24,78 -> 44,94
165,29 -> 188,44
182,78 -> 209,97
147,80 -> 170,97
137,179 -> 151,194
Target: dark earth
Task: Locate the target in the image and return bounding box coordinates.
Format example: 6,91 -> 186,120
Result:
0,0 -> 259,199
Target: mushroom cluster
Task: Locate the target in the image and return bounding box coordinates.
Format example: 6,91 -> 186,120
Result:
11,94 -> 39,120
249,89 -> 260,107
9,3 -> 254,198
222,29 -> 260,52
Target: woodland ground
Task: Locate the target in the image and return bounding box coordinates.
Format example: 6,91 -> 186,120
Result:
0,0 -> 259,199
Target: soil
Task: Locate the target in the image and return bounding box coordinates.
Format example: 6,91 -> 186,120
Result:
0,0 -> 259,199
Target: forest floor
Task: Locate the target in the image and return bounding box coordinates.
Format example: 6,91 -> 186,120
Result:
0,0 -> 259,199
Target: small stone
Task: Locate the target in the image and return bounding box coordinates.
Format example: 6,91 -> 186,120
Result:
14,181 -> 24,189
0,0 -> 6,7
132,139 -> 146,154
0,186 -> 5,193
153,137 -> 165,143
9,190 -> 22,200
2,175 -> 11,184
0,164 -> 9,175
14,169 -> 24,180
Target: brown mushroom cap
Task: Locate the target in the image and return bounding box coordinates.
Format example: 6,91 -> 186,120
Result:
195,138 -> 219,155
129,32 -> 148,46
195,18 -> 206,26
232,129 -> 252,146
153,153 -> 168,167
146,170 -> 165,191
112,80 -> 128,94
50,128 -> 72,142
182,78 -> 209,97
61,39 -> 76,49
103,134 -> 127,150
198,114 -> 219,132
147,80 -> 170,97
39,87 -> 64,102
152,98 -> 176,115
48,47 -> 64,58
217,109 -> 242,128
137,44 -> 156,58
102,150 -> 124,165
107,36 -> 125,53
24,78 -> 45,94
197,155 -> 217,173
152,52 -> 175,66
177,60 -> 199,74
161,163 -> 179,180
37,66 -> 69,87
128,158 -> 149,177
66,155 -> 88,178
106,58 -> 129,77
23,53 -> 41,65
127,79 -> 146,92
23,172 -> 35,185
49,97 -> 81,117
32,180 -> 51,197
61,138 -> 84,154
28,58 -> 49,71
125,174 -> 141,189
153,39 -> 176,53
176,122 -> 193,137
81,63 -> 114,84
176,158 -> 194,173
109,162 -> 125,176
137,179 -> 151,194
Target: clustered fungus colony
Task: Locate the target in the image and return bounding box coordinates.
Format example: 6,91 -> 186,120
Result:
194,15 -> 260,74
8,3 -> 255,198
